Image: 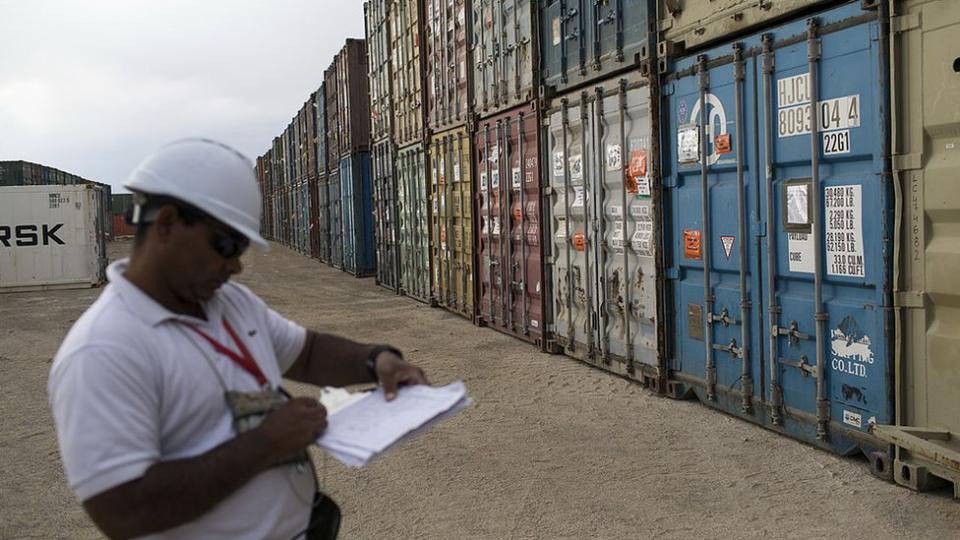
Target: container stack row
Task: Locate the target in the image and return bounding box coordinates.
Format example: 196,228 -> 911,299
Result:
254,0 -> 960,497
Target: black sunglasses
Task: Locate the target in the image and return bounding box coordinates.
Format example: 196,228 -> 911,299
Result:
206,221 -> 249,259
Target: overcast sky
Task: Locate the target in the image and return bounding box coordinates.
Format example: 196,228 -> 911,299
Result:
0,1 -> 365,193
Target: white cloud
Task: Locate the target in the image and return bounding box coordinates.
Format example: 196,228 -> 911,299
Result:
0,0 -> 365,192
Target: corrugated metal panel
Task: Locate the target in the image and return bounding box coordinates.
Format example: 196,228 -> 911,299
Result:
476,102 -> 547,347
471,0 -> 539,119
325,65 -> 342,172
539,0 -> 654,97
397,141 -> 433,303
372,139 -> 401,291
545,71 -> 663,382
367,0 -> 393,142
391,0 -> 429,146
425,0 -> 473,131
0,162 -> 25,186
329,168 -> 344,267
340,152 -> 377,277
0,184 -> 108,292
657,0 -> 845,56
316,84 -> 329,174
317,173 -> 332,263
663,3 -> 891,454
875,0 -> 960,494
430,126 -> 475,318
337,39 -> 372,156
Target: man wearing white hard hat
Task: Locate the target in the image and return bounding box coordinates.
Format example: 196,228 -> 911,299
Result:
48,139 -> 427,539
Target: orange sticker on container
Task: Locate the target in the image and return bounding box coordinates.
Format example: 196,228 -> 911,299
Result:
684,230 -> 702,259
440,228 -> 447,242
629,149 -> 648,178
714,134 -> 732,154
513,206 -> 522,224
625,173 -> 639,195
572,231 -> 586,252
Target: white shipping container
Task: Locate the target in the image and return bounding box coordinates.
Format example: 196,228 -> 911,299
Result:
0,184 -> 108,292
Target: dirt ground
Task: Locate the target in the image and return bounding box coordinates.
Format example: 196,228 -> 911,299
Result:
1,239 -> 957,539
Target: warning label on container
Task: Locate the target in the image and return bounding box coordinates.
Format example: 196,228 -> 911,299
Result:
721,235 -> 735,259
572,186 -> 584,208
553,151 -> 564,178
787,184 -> 865,277
636,176 -> 651,197
569,151 -> 583,180
684,230 -> 702,260
491,169 -> 500,189
825,185 -> 864,277
610,220 -> 624,251
606,144 -> 622,171
479,172 -> 488,190
512,166 -> 521,189
632,205 -> 654,257
678,124 -> 700,164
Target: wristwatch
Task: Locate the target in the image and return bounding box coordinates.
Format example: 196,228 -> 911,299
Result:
365,345 -> 402,382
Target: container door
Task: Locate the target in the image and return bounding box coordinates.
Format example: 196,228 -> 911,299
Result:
430,129 -> 474,318
398,144 -> 432,303
341,158 -> 356,273
664,3 -> 893,454
358,152 -> 376,275
329,171 -> 343,268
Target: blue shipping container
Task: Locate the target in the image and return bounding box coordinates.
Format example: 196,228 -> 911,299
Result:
339,153 -> 376,277
662,2 -> 892,455
539,0 -> 654,96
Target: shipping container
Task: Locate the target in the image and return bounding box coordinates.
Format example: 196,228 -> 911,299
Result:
316,173 -> 331,262
308,174 -> 321,259
396,142 -> 433,303
425,0 -> 473,131
391,0 -> 429,146
1,184 -> 108,292
366,0 -> 393,143
315,84 -> 329,175
872,0 -> 960,496
475,102 -> 547,348
657,0 -> 847,58
471,0 -> 539,119
340,153 -> 377,277
298,177 -> 312,254
328,168 -> 344,268
305,96 -> 318,177
111,193 -> 134,216
429,126 -> 475,318
325,65 -> 342,172
662,2 -> 892,455
372,139 -> 400,291
337,39 -> 372,156
538,0 -> 654,97
544,71 -> 664,383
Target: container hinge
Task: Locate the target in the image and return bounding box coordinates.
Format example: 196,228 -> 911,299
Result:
778,355 -> 817,377
713,339 -> 742,358
892,13 -> 921,34
895,290 -> 926,309
665,268 -> 680,280
893,153 -> 923,172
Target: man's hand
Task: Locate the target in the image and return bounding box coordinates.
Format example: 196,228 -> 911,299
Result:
374,351 -> 429,401
253,397 -> 328,465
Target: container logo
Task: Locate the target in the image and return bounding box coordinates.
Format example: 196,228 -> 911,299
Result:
687,93 -> 728,166
0,224 -> 65,247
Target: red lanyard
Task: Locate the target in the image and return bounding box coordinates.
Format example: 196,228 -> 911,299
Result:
184,318 -> 267,387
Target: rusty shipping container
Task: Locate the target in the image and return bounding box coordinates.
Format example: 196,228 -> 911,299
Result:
391,0 -> 429,146
304,96 -> 318,177
328,168 -> 344,268
471,0 -> 539,119
316,84 -> 329,175
372,139 -> 401,291
325,65 -> 342,172
429,126 -> 475,319
475,102 -> 547,347
425,0 -> 473,132
397,142 -> 433,303
337,39 -> 372,156
366,0 -> 393,143
317,173 -> 332,263
308,174 -> 321,258
544,70 -> 664,385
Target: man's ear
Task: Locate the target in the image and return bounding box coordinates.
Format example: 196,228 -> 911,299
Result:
152,205 -> 180,242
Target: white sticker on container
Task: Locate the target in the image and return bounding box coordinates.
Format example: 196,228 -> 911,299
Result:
823,129 -> 851,155
787,184 -> 810,226
569,152 -> 583,180
610,220 -> 624,251
492,216 -> 501,235
632,229 -> 653,257
678,124 -> 700,164
491,170 -> 500,189
571,186 -> 585,208
778,95 -> 861,138
630,204 -> 651,220
555,219 -> 567,240
609,205 -> 623,217
787,232 -> 815,273
490,145 -> 500,162
479,172 -> 488,190
777,73 -> 811,108
531,319 -> 540,328
636,176 -> 651,197
552,17 -> 561,46
553,151 -> 565,178
454,164 -> 461,183
512,167 -> 522,189
842,410 -> 863,428
606,144 -> 622,171
825,184 -> 864,278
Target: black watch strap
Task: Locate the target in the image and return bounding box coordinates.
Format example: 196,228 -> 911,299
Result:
365,345 -> 402,381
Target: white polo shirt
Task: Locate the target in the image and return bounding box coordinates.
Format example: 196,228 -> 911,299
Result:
49,258 -> 313,540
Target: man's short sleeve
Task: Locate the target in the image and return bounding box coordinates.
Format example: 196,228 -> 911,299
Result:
48,345 -> 161,501
264,307 -> 307,374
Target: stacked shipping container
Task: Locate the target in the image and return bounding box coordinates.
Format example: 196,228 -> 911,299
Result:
250,0 -> 960,497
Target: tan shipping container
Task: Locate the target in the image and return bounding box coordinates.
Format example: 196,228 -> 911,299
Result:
874,0 -> 960,497
366,0 -> 393,142
429,126 -> 475,319
391,0 -> 429,146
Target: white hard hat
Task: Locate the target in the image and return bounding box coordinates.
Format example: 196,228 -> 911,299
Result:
124,138 -> 268,249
